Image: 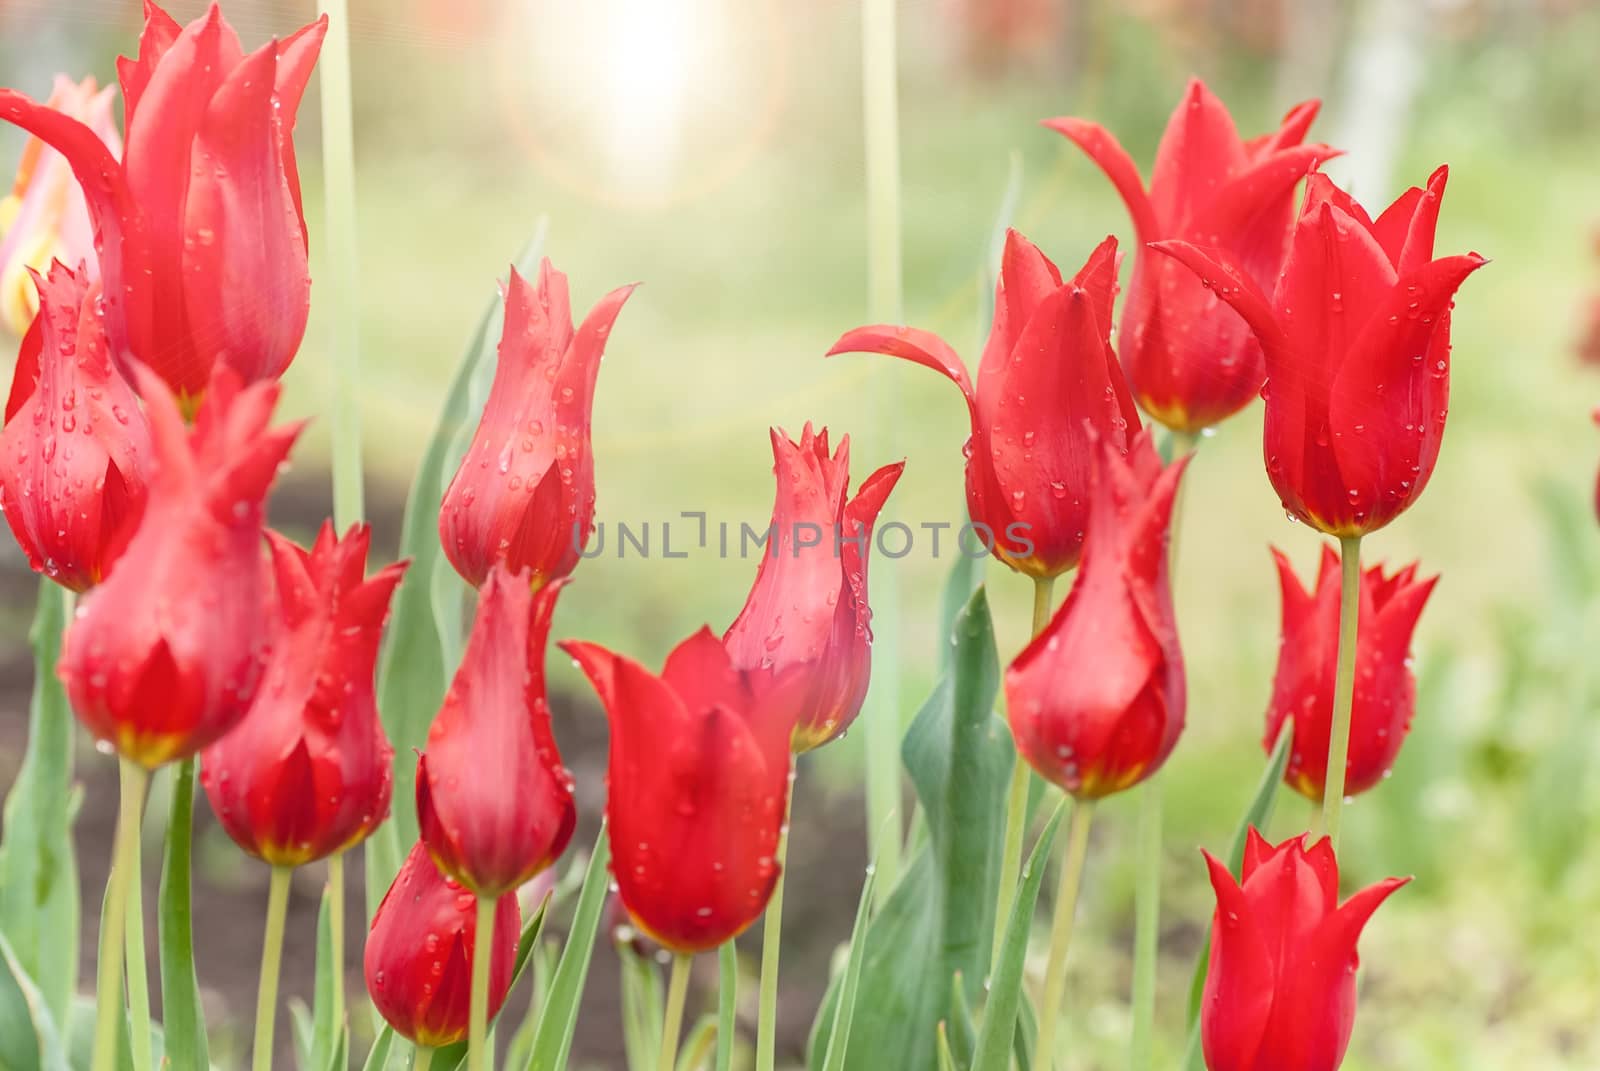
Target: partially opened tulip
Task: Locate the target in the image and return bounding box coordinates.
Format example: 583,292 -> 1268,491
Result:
201,522 -> 406,867
59,367 -> 299,769
829,231 -> 1139,580
0,74 -> 121,338
439,259 -> 635,587
1045,79 -> 1333,432
1202,830 -> 1408,1071
0,261 -> 149,591
1152,167 -> 1486,536
563,628 -> 803,954
366,840 -> 521,1050
417,564 -> 576,897
1266,545 -> 1436,802
0,1 -> 327,401
723,423 -> 903,752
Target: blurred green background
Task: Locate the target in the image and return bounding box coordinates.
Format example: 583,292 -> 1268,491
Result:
3,0 -> 1600,1067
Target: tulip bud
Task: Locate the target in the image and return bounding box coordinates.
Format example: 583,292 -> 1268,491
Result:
1046,78 -> 1334,432
200,522 -> 406,867
1201,830 -> 1407,1071
829,230 -> 1140,578
0,74 -> 121,338
562,628 -> 804,953
439,260 -> 635,588
365,840 -> 521,1048
0,262 -> 149,591
0,2 -> 328,399
1005,429 -> 1187,798
417,565 -> 576,897
1152,166 -> 1486,536
1265,545 -> 1435,802
58,367 -> 301,768
723,423 -> 903,752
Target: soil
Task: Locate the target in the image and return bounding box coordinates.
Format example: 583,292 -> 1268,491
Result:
0,469 -> 867,1070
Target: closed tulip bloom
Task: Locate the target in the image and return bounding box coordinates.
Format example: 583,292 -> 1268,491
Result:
1045,79 -> 1333,432
829,231 -> 1139,578
1153,168 -> 1486,536
562,629 -> 804,953
1202,829 -> 1408,1071
417,565 -> 576,897
58,367 -> 301,768
723,424 -> 903,751
439,260 -> 634,587
1005,429 -> 1187,798
365,840 -> 521,1049
1265,545 -> 1435,802
0,74 -> 121,338
200,522 -> 406,867
0,261 -> 149,591
0,1 -> 327,400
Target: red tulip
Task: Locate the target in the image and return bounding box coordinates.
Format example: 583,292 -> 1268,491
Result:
0,1 -> 326,400
1045,79 -> 1334,432
200,522 -> 406,867
1264,545 -> 1435,801
562,628 -> 804,953
1201,829 -> 1408,1071
1,261 -> 149,591
829,231 -> 1139,578
417,565 -> 576,897
723,423 -> 903,752
365,839 -> 521,1049
58,367 -> 300,768
1152,167 -> 1487,536
439,260 -> 634,588
1004,429 -> 1186,798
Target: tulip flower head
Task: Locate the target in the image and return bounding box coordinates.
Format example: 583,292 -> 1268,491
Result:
1152,167 -> 1487,536
201,522 -> 406,867
1005,429 -> 1187,798
563,628 -> 805,953
723,423 -> 903,752
365,840 -> 521,1048
829,231 -> 1139,578
1266,545 -> 1436,802
439,259 -> 635,588
1201,829 -> 1408,1071
417,565 -> 577,897
58,366 -> 301,768
0,74 -> 121,338
1046,78 -> 1334,432
0,261 -> 150,591
0,1 -> 328,400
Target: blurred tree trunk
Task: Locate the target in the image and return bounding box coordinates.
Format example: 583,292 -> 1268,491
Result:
1327,0 -> 1429,203
1274,0 -> 1346,112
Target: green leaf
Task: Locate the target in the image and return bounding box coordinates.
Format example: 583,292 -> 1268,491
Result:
817,867 -> 876,1071
308,878 -> 344,1070
358,1028 -> 393,1071
0,582 -> 79,1027
943,973 -> 974,1071
971,803 -> 1064,1071
935,1024 -> 957,1071
714,942 -> 737,1071
367,228 -> 549,918
158,757 -> 210,1070
675,1016 -> 718,1071
808,587 -> 1012,1071
617,939 -> 664,1070
0,929 -> 71,1071
525,828 -> 612,1070
1180,721 -> 1293,1071
936,549 -> 984,674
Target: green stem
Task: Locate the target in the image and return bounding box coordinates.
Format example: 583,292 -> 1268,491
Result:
659,953 -> 693,1071
755,774 -> 796,1071
413,1047 -> 435,1071
317,0 -> 365,529
251,866 -> 294,1071
1317,534 -> 1364,849
991,575 -> 1056,976
92,758 -> 148,1071
861,0 -> 905,911
328,851 -> 346,1032
1034,801 -> 1094,1071
124,765 -> 152,1071
469,895 -> 497,1071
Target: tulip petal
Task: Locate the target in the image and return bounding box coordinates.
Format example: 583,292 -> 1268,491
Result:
826,325 -> 977,418
270,16 -> 329,235
1244,98 -> 1321,156
1195,143 -> 1338,284
981,229 -> 1068,377
1041,116 -> 1159,242
1200,850 -> 1274,1071
116,0 -> 185,122
1148,79 -> 1247,228
1372,165 -> 1447,273
5,311 -> 42,422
